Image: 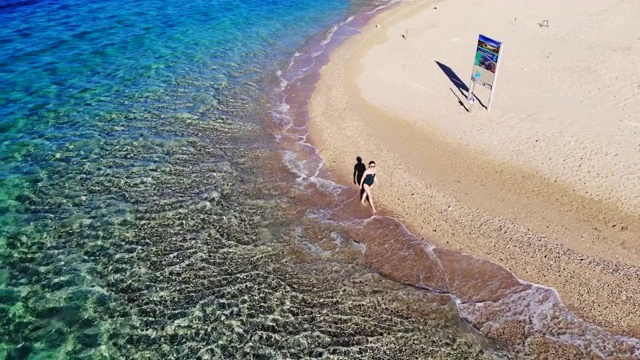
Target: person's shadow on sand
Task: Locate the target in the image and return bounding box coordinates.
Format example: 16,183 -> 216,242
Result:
354,156 -> 367,185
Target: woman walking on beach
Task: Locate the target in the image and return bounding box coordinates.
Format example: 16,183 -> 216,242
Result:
359,161 -> 377,213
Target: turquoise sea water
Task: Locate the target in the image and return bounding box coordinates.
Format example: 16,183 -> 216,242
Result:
2,0 -> 640,358
0,0 -> 502,358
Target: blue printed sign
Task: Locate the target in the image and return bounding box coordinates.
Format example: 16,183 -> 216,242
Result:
471,34 -> 502,90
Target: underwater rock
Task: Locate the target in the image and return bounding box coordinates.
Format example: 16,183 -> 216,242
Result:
82,243 -> 110,259
65,288 -> 96,304
0,206 -> 10,216
46,273 -> 87,292
12,204 -> 27,215
11,320 -> 32,337
34,325 -> 67,349
14,194 -> 36,205
77,327 -> 101,348
13,264 -> 40,281
93,292 -> 111,307
0,288 -> 20,305
0,305 -> 9,322
77,317 -> 97,330
34,304 -> 84,327
7,343 -> 32,360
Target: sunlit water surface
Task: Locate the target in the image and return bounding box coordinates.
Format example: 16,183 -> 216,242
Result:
0,0 -> 504,358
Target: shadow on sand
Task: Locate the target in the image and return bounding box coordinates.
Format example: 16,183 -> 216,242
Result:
435,60 -> 487,110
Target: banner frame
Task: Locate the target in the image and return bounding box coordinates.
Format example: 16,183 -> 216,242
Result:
468,34 -> 503,112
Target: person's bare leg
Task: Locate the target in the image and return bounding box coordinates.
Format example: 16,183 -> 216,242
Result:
361,184 -> 369,204
364,186 -> 376,213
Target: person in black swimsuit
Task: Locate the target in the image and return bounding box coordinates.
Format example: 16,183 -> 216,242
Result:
358,161 -> 377,213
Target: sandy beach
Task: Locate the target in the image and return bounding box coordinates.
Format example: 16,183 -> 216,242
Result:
308,0 -> 640,349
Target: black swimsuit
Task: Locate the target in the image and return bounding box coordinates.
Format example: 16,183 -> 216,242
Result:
363,173 -> 375,186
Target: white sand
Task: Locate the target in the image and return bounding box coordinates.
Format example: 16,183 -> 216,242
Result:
308,0 -> 640,340
359,0 -> 640,214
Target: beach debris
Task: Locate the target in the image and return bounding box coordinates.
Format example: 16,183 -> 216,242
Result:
375,24 -> 380,28
433,6 -> 437,9
402,28 -> 409,39
611,223 -> 629,231
538,19 -> 549,27
510,17 -> 517,25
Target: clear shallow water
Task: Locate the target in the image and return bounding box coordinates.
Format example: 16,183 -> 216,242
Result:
2,0 -> 638,358
269,5 -> 640,360
0,0 -> 501,358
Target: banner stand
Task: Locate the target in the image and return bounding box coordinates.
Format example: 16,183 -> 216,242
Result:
467,72 -> 477,109
487,43 -> 503,112
468,34 -> 502,112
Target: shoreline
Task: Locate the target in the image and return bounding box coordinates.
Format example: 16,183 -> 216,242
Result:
308,0 -> 640,342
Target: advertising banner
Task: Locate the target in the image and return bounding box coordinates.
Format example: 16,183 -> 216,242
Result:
471,34 -> 502,90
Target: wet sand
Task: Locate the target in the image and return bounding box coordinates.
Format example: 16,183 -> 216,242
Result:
308,0 -> 640,342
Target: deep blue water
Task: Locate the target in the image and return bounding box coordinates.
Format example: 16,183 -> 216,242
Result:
0,0 -> 500,358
